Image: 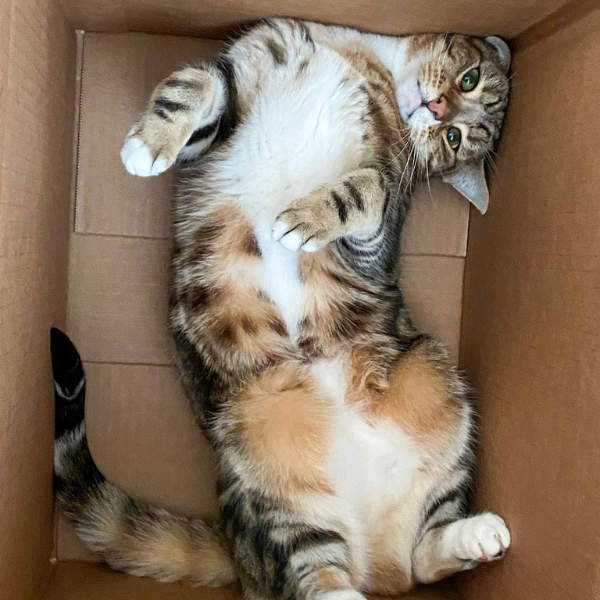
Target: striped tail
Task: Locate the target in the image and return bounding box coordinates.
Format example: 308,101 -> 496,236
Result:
50,327 -> 236,586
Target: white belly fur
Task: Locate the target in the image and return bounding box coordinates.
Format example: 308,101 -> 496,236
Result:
311,359 -> 419,530
217,49 -> 367,335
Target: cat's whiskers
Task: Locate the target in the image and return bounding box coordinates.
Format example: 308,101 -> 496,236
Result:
387,137 -> 414,167
424,139 -> 433,199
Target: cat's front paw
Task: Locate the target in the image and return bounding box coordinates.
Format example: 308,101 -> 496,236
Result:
450,513 -> 510,563
272,191 -> 340,253
121,135 -> 173,177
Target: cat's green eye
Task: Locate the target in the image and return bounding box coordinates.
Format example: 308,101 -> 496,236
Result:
447,127 -> 462,150
460,67 -> 480,92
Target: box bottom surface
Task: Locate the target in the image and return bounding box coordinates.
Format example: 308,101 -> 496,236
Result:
43,562 -> 461,600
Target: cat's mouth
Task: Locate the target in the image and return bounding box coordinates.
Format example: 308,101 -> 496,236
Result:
399,81 -> 444,126
407,105 -> 441,132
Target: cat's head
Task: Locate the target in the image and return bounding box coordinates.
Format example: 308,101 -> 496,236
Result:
394,34 -> 511,213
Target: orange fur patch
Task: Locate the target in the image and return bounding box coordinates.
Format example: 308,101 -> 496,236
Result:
367,349 -> 460,439
234,364 -> 334,495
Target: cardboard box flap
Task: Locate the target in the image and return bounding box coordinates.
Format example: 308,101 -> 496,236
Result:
59,0 -> 574,39
0,0 -> 76,597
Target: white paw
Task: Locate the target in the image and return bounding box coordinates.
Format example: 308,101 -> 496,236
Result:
301,239 -> 319,253
271,220 -> 289,242
279,230 -> 303,252
272,220 -> 303,252
450,513 -> 510,562
121,137 -> 170,177
320,591 -> 366,600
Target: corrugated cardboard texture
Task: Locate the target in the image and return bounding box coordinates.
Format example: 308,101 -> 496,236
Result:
74,34 -> 224,238
459,6 -> 600,600
57,0 -> 572,39
43,562 -> 459,600
67,235 -> 172,364
401,256 -> 465,360
62,32 -> 468,561
0,0 -> 76,598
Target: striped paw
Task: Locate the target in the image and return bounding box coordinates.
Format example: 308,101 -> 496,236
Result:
272,189 -> 343,253
122,64 -> 228,177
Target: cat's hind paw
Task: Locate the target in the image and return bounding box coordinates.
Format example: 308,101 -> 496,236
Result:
450,513 -> 510,563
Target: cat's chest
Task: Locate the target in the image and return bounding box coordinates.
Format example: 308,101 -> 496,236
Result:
219,52 -> 369,336
219,48 -> 369,219
253,223 -> 305,337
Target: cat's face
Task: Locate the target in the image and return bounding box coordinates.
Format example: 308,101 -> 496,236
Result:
395,34 -> 510,213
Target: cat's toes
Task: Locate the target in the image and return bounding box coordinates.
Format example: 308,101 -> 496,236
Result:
121,137 -> 171,177
272,213 -> 329,253
453,513 -> 510,562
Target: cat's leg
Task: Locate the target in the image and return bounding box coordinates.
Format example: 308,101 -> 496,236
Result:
412,513 -> 510,584
272,167 -> 388,253
243,565 -> 365,600
121,62 -> 231,177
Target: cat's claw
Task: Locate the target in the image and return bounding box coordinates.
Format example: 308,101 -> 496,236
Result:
272,208 -> 333,253
271,219 -> 317,253
121,137 -> 171,177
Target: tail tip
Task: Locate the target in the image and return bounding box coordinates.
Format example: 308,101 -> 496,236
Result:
50,327 -> 84,401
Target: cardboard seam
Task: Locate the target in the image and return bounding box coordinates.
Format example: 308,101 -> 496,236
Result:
72,231 -> 168,242
72,31 -> 86,234
56,31 -> 85,566
82,359 -> 174,367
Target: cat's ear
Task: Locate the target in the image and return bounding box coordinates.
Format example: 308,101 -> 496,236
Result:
485,36 -> 511,73
443,161 -> 489,214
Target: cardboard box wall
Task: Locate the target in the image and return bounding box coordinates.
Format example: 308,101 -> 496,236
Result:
0,0 -> 598,599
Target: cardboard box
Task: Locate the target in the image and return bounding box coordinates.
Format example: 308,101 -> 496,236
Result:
0,0 -> 598,599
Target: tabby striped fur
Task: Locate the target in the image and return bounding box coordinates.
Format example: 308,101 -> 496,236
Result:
55,18 -> 511,598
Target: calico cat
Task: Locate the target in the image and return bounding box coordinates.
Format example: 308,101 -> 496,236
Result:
53,18 -> 511,598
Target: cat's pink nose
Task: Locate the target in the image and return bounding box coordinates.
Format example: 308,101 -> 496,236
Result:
427,96 -> 448,120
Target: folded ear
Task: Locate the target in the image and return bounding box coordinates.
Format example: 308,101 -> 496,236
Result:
485,36 -> 511,73
443,161 -> 489,214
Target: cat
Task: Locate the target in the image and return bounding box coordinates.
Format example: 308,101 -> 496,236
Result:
53,18 -> 511,599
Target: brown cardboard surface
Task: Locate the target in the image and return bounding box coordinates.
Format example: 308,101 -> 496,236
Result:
43,562 -> 458,600
0,0 -> 76,598
44,562 -> 242,600
459,6 -> 600,600
76,33 -> 468,256
401,257 -> 465,361
57,0 -> 572,39
75,34 -> 224,238
403,181 -> 469,258
85,363 -> 219,518
67,235 -> 171,364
